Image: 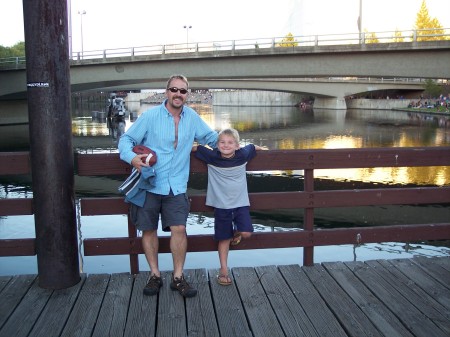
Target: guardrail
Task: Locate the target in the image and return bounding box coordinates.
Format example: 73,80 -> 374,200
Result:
1,147 -> 449,275
1,28 -> 449,69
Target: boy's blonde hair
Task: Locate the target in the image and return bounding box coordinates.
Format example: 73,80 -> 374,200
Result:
218,128 -> 240,144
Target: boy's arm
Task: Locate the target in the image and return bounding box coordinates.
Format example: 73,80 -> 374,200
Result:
254,145 -> 269,151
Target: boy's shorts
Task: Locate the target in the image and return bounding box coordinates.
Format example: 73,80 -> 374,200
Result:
130,191 -> 190,232
214,206 -> 254,241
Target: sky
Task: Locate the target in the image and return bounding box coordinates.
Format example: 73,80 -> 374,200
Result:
1,0 -> 450,52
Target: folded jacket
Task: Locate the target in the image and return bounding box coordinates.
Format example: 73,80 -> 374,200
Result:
118,167 -> 156,207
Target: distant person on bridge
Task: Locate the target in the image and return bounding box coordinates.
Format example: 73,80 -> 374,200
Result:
193,128 -> 268,286
118,74 -> 218,298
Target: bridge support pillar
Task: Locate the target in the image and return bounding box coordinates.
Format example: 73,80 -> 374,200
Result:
313,97 -> 347,110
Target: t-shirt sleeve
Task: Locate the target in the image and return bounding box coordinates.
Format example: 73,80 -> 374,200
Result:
242,144 -> 257,161
194,145 -> 214,164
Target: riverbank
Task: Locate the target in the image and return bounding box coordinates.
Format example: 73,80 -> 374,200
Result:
392,107 -> 450,116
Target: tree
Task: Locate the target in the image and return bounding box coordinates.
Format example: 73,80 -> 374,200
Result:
392,29 -> 404,43
276,33 -> 298,47
423,79 -> 441,98
0,42 -> 25,58
414,0 -> 446,41
364,31 -> 379,44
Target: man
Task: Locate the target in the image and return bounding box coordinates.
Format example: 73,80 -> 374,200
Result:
118,75 -> 218,297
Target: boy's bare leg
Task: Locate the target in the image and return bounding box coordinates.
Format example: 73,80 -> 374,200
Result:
218,239 -> 231,276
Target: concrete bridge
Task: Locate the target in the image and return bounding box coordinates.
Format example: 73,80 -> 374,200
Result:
1,39 -> 449,109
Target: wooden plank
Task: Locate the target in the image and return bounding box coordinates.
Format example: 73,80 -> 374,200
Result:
364,260 -> 450,336
123,272 -> 158,337
28,275 -> 87,337
323,261 -> 413,337
0,238 -> 35,256
387,258 -> 450,310
0,276 -> 12,293
207,268 -> 252,337
430,256 -> 450,273
232,267 -> 285,337
83,223 -> 450,255
0,274 -> 36,329
0,198 -> 33,216
302,264 -> 382,337
60,274 -> 111,337
76,147 -> 450,174
344,261 -> 448,337
184,269 -> 220,337
255,265 -> 320,337
79,187 -> 450,216
278,265 -> 347,337
156,271 -> 186,337
411,256 -> 450,290
0,277 -> 53,337
0,152 -> 31,175
92,273 -> 133,337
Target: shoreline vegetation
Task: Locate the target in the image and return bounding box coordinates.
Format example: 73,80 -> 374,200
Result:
393,107 -> 450,115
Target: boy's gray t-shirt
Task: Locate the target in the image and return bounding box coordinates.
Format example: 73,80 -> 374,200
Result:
195,144 -> 257,209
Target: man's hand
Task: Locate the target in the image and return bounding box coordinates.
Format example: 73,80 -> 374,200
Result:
131,154 -> 150,172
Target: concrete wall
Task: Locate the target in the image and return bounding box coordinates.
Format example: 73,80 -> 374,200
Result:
346,98 -> 412,110
213,90 -> 303,106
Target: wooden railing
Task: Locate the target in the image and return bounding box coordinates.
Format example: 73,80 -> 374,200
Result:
1,147 -> 450,275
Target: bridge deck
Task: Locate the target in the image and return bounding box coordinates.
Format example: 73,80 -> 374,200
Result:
1,256 -> 449,337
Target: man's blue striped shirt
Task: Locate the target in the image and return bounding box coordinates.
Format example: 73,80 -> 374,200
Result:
118,101 -> 217,196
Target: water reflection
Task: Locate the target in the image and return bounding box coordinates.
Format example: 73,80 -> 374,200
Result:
1,100 -> 450,186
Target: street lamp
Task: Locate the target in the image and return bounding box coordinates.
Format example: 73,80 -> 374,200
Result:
78,10 -> 86,59
183,25 -> 192,51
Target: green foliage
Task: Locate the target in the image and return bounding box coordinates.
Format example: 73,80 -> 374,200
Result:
414,0 -> 447,41
423,79 -> 442,98
0,42 -> 25,58
276,33 -> 298,47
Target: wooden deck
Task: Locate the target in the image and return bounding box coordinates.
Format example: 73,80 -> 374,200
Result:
1,256 -> 449,337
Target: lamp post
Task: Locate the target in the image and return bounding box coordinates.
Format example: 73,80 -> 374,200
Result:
78,10 -> 86,59
183,25 -> 192,51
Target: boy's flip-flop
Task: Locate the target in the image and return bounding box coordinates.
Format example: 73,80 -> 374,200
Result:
217,274 -> 232,286
230,232 -> 242,246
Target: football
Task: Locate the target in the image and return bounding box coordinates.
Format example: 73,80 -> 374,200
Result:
133,145 -> 157,166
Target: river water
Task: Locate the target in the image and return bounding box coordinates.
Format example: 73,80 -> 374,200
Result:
1,100 -> 449,276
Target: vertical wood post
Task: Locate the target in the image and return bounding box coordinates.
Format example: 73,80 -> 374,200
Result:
23,0 -> 80,289
303,168 -> 315,266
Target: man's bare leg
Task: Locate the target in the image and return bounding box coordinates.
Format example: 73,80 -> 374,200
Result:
142,229 -> 160,276
170,225 -> 187,278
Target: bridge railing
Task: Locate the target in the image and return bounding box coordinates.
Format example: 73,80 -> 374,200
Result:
1,28 -> 449,69
1,147 -> 449,275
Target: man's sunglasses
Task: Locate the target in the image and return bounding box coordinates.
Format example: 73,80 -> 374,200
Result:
167,87 -> 188,94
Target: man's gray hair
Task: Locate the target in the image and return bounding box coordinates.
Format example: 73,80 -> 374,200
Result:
166,74 -> 189,89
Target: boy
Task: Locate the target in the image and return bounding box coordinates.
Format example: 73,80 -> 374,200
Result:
193,128 -> 267,285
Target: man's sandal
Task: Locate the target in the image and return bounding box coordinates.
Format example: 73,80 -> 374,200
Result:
230,232 -> 242,246
217,274 -> 232,286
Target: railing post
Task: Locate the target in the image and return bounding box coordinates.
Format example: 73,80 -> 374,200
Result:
303,168 -> 315,266
127,209 -> 139,274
